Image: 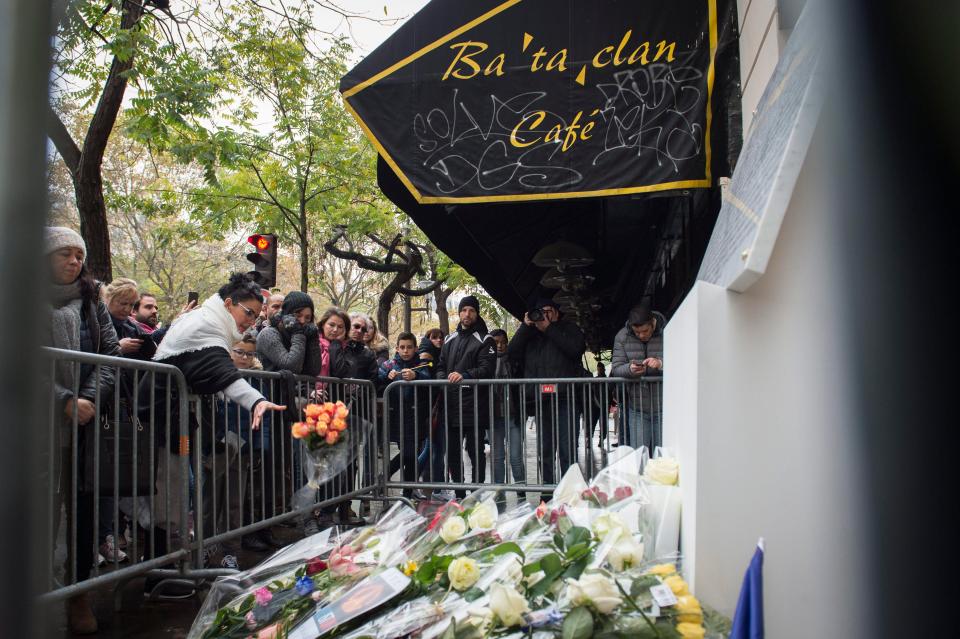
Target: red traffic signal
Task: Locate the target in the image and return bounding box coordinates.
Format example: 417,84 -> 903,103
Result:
246,233 -> 277,288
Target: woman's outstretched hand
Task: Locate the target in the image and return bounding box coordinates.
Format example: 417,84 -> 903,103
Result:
251,401 -> 287,430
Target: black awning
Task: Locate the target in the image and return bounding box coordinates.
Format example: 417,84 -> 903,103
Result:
344,0 -> 743,350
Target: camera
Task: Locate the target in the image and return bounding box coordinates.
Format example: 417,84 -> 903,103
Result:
528,308 -> 545,322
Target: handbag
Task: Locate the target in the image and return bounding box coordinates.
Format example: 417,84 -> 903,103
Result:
82,393 -> 156,497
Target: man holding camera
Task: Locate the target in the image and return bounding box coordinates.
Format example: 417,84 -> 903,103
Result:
507,298 -> 586,491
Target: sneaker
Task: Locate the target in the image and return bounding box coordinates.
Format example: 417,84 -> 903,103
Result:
99,535 -> 128,563
412,490 -> 428,500
220,554 -> 240,571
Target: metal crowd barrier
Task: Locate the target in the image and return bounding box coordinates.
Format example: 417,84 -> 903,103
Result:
38,347 -> 192,604
379,377 -> 663,501
188,371 -> 380,570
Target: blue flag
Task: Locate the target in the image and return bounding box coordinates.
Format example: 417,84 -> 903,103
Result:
729,539 -> 764,639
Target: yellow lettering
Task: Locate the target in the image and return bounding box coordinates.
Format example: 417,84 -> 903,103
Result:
592,45 -> 614,68
546,49 -> 568,72
544,124 -> 563,143
654,40 -> 676,62
613,30 -> 633,66
530,47 -> 548,72
509,111 -> 546,148
581,121 -> 595,140
442,41 -> 488,81
484,53 -> 506,77
628,42 -> 650,65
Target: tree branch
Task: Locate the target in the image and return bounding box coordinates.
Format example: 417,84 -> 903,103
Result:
46,106 -> 81,173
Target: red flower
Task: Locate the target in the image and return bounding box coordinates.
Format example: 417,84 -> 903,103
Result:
614,486 -> 634,501
306,557 -> 328,575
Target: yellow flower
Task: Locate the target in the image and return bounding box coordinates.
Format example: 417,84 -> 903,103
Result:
675,595 -> 703,623
676,622 -> 705,638
403,561 -> 418,576
664,574 -> 690,597
644,563 -> 677,577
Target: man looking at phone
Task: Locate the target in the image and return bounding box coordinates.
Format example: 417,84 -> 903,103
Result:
507,298 -> 585,493
610,303 -> 665,453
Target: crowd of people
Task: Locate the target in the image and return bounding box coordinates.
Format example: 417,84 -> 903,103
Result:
42,226 -> 664,634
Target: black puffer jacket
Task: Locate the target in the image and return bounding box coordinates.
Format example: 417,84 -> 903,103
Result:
436,318 -> 496,413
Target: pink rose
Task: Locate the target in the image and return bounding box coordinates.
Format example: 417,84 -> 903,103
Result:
328,546 -> 359,577
257,624 -> 280,639
254,587 -> 273,606
614,486 -> 634,501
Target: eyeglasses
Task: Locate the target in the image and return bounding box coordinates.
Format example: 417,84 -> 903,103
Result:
231,348 -> 255,359
351,324 -> 367,332
235,301 -> 256,319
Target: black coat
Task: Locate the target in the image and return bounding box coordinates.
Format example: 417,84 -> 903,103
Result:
436,319 -> 496,414
111,315 -> 157,361
507,319 -> 586,380
340,340 -> 378,383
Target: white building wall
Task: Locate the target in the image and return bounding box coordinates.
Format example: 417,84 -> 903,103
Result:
662,130 -> 869,637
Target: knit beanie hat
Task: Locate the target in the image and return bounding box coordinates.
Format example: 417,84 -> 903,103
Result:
628,304 -> 654,326
458,295 -> 480,313
44,226 -> 86,258
281,291 -> 315,316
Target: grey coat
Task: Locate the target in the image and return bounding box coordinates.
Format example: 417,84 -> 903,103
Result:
609,311 -> 665,411
256,326 -> 321,376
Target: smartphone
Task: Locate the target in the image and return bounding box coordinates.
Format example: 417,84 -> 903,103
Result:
187,291 -> 199,305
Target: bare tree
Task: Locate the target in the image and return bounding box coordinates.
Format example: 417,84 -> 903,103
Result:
323,227 -> 443,340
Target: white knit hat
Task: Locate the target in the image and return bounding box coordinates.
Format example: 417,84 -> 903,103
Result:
44,226 -> 86,258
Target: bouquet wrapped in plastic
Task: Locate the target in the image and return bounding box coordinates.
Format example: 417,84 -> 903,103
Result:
290,401 -> 372,510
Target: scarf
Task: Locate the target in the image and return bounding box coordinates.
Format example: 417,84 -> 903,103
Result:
319,335 -> 331,378
154,294 -> 242,361
48,281 -> 86,395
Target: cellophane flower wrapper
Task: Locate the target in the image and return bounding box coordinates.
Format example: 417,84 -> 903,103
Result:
638,448 -> 682,560
292,405 -> 375,512
188,526 -> 342,639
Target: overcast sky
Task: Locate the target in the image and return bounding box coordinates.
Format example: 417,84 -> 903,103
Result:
326,0 -> 431,61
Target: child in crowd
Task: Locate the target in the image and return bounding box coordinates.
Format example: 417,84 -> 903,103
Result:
379,332 -> 431,497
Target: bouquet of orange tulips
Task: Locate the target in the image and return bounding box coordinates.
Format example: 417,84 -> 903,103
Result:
290,400 -> 350,450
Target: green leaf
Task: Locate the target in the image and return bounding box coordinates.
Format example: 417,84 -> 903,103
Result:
554,532 -> 565,551
562,606 -> 595,639
416,561 -> 437,584
440,618 -> 457,639
565,542 -> 591,562
564,526 -> 591,549
463,587 -> 484,602
521,560 -> 542,576
491,542 -> 525,561
562,556 -> 589,581
631,575 -> 661,598
541,553 -> 563,577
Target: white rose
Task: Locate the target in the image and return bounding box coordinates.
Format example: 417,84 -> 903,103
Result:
465,606 -> 494,634
489,582 -> 530,627
607,535 -> 645,571
644,457 -> 679,485
503,557 -> 524,584
566,573 -> 623,614
467,501 -> 497,530
447,556 -> 480,591
440,515 -> 467,544
592,512 -> 630,541
524,570 -> 544,588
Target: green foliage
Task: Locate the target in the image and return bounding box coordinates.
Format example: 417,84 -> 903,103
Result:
562,606 -> 595,639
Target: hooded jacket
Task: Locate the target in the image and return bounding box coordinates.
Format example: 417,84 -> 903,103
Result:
610,311 -> 665,410
507,318 -> 586,381
436,318 -> 496,412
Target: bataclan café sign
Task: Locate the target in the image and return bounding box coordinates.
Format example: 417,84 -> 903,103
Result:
341,0 -> 738,204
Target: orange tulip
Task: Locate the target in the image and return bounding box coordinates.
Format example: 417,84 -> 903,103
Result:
291,422 -> 311,439
304,404 -> 323,419
332,418 -> 347,431
315,421 -> 328,437
325,430 -> 339,445
318,412 -> 331,424
322,402 -> 336,413
335,406 -> 349,419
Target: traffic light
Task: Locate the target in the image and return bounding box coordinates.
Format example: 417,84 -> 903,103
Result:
246,233 -> 277,288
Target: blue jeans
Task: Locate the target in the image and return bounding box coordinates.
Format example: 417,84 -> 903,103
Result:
626,409 -> 661,453
491,416 -> 526,486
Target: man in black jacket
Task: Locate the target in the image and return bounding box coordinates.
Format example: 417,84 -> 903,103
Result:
507,298 -> 586,488
436,296 -> 496,497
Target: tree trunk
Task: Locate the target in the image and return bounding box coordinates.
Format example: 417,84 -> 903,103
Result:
74,165 -> 113,282
377,268 -> 414,340
434,286 -> 453,335
299,206 -> 309,292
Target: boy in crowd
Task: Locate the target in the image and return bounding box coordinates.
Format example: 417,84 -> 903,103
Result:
379,332 -> 431,497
